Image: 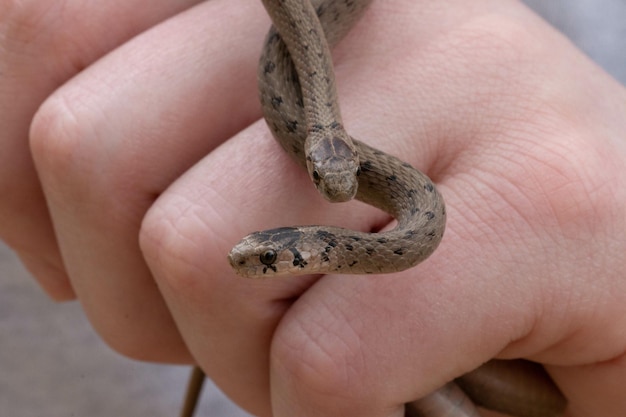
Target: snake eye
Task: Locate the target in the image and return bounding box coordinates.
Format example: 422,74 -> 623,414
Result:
312,170 -> 320,182
356,166 -> 361,177
259,249 -> 277,266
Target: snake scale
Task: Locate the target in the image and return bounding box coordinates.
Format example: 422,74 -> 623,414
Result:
183,0 -> 568,416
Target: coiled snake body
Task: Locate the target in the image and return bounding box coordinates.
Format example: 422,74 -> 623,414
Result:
221,0 -> 567,416
228,0 -> 446,277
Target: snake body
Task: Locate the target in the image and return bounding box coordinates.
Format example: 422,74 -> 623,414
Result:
228,0 -> 446,278
224,0 -> 567,416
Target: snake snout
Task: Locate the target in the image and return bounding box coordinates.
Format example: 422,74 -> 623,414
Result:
316,171 -> 359,202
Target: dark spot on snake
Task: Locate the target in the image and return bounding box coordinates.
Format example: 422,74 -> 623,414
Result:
321,252 -> 330,263
349,236 -> 361,241
360,160 -> 373,172
366,247 -> 374,256
411,207 -> 419,215
296,97 -> 304,108
315,229 -> 337,243
271,95 -> 283,108
312,170 -> 320,182
373,149 -> 384,156
376,238 -> 388,244
425,211 -> 435,220
426,230 -> 437,238
289,248 -> 307,268
348,260 -> 358,267
262,265 -> 277,274
263,60 -> 276,74
402,161 -> 412,168
393,249 -> 404,256
315,4 -> 326,17
424,183 -> 435,193
404,230 -> 416,239
407,189 -> 417,197
387,175 -> 397,182
329,121 -> 341,129
286,120 -> 298,133
345,244 -> 354,251
311,123 -> 323,132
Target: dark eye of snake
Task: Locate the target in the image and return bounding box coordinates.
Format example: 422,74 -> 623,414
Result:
259,249 -> 277,266
312,170 -> 320,182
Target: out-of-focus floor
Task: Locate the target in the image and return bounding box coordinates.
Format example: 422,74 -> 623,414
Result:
1,1 -> 624,416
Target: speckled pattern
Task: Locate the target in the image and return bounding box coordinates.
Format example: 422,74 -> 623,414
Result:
229,0 -> 446,277
1,1 -> 624,416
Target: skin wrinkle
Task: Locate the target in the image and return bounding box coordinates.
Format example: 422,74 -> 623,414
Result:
276,306 -> 360,402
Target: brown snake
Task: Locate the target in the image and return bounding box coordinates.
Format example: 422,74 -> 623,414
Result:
183,0 -> 567,416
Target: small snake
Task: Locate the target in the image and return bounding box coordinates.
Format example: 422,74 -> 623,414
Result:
228,0 -> 445,277
205,0 -> 568,416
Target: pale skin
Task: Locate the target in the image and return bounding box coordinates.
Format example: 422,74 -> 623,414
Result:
1,0 -> 625,416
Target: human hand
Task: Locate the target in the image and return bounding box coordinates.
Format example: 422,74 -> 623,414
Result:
5,0 -> 626,416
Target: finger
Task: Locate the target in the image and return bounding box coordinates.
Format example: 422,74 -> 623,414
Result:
0,0 -> 202,299
551,353 -> 626,416
31,0 -> 263,360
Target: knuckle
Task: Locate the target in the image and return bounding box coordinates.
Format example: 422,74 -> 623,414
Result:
140,194 -> 216,293
30,94 -> 86,179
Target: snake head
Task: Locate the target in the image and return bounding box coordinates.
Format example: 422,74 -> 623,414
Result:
228,227 -> 312,278
306,133 -> 360,203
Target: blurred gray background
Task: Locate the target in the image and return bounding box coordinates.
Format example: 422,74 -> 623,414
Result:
1,1 -> 624,416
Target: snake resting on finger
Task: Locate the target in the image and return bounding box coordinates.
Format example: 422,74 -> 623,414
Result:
183,0 -> 568,416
